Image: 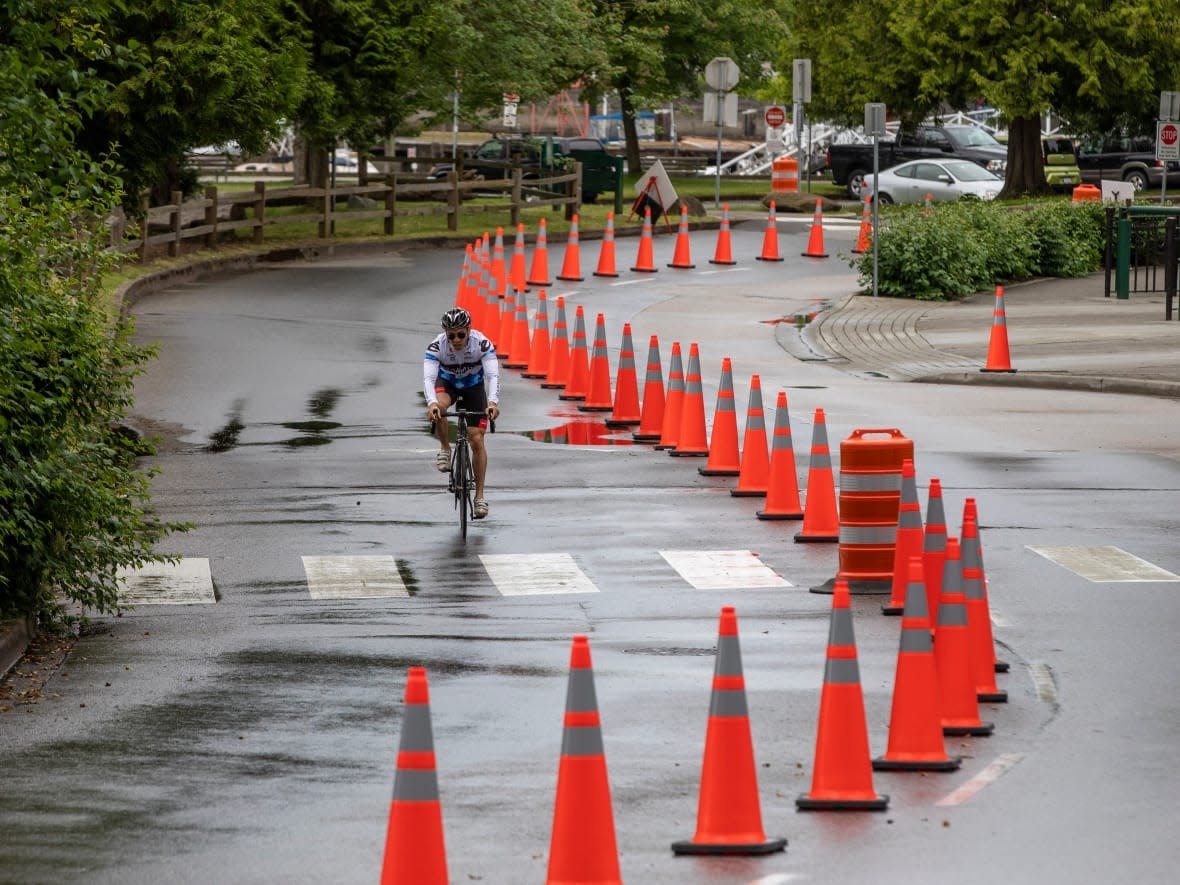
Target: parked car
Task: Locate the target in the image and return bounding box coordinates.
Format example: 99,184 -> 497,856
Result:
1042,136 -> 1081,193
428,136 -> 620,203
1075,133 -> 1180,191
863,158 -> 1003,204
827,124 -> 1008,198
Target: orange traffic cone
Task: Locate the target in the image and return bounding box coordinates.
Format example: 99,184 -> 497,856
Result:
757,391 -> 803,519
509,223 -> 528,293
935,538 -> 994,737
632,335 -> 665,442
980,285 -> 1015,373
872,560 -> 962,772
698,358 -> 740,475
496,292 -> 516,359
922,478 -> 948,623
631,206 -> 658,273
655,342 -> 685,451
801,198 -> 829,258
851,196 -> 872,254
709,203 -> 736,266
795,407 -> 839,542
964,497 -> 1009,674
731,375 -> 769,498
523,290 -> 552,379
672,607 -> 787,856
579,312 -> 614,412
541,296 -> 570,390
559,305 -> 590,401
671,343 -> 708,457
755,201 -> 783,262
882,459 -> 924,615
593,211 -> 620,278
546,636 -> 622,885
380,667 -> 449,885
473,247 -> 494,333
556,214 -> 585,282
455,244 -> 474,310
490,226 -> 507,295
961,500 -> 1007,702
796,579 -> 889,811
668,204 -> 695,269
503,298 -> 532,370
527,218 -> 554,288
605,323 -> 641,426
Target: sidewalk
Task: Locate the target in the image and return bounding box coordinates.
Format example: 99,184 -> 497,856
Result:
799,274 -> 1180,399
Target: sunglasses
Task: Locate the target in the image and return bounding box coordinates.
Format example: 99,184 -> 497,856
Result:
446,330 -> 469,341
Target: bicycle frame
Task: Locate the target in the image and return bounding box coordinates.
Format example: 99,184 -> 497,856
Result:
436,408 -> 494,539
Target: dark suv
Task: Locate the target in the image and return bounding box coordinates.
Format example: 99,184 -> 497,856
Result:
429,136 -> 619,203
1076,133 -> 1180,191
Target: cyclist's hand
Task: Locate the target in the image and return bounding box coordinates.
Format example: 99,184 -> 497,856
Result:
427,404 -> 443,423
486,403 -> 500,422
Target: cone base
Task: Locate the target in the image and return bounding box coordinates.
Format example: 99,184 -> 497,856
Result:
755,256 -> 784,263
668,262 -> 696,269
556,274 -> 585,282
670,449 -> 708,458
980,367 -> 1016,373
671,836 -> 787,857
796,793 -> 888,811
592,270 -> 620,278
653,443 -> 676,451
795,532 -> 838,543
978,690 -> 1009,703
630,267 -> 659,273
503,360 -> 528,370
802,251 -> 830,258
631,432 -> 661,442
943,721 -> 995,736
995,659 -> 1011,673
756,510 -> 803,520
540,382 -> 566,390
810,577 -> 892,595
873,755 -> 961,772
698,467 -> 741,476
730,489 -> 768,498
708,259 -> 737,266
577,404 -> 614,413
604,417 -> 641,427
521,372 -> 547,379
526,279 -> 553,288
557,393 -> 587,402
881,603 -> 904,615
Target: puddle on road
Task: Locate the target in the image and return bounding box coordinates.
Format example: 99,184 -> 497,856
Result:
204,388 -> 346,451
518,416 -> 641,446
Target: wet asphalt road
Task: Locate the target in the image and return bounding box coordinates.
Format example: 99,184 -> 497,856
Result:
2,219 -> 1179,884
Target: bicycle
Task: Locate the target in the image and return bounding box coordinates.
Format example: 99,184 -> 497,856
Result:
433,408 -> 495,539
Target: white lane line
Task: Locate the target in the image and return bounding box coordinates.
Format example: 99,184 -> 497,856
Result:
479,553 -> 598,596
118,558 -> 216,605
935,753 -> 1024,806
1027,545 -> 1180,582
1029,661 -> 1058,705
744,875 -> 804,885
659,550 -> 791,590
302,555 -> 409,599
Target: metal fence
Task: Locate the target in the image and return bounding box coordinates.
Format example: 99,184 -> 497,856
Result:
1103,205 -> 1180,319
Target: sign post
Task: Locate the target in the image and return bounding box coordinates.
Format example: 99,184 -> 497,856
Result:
705,57 -> 741,208
865,103 -> 888,297
793,59 -> 812,190
1157,92 -> 1180,202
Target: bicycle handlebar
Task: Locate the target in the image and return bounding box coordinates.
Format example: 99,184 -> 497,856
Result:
430,409 -> 496,433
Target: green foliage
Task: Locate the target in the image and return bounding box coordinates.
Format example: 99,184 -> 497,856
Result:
854,200 -> 1105,301
1,32 -> 186,627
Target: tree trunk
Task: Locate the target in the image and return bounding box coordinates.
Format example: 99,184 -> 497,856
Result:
619,82 -> 641,174
999,115 -> 1050,199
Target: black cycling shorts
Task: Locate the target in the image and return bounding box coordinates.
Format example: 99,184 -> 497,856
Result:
435,380 -> 489,427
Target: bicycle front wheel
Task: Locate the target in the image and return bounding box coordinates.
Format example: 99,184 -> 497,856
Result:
453,442 -> 472,539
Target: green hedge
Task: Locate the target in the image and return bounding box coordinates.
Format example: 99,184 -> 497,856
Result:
852,200 -> 1106,300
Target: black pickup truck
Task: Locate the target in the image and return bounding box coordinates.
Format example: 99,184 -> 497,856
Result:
826,124 -> 1008,198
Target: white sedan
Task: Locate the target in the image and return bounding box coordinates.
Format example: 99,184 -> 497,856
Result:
861,159 -> 1003,204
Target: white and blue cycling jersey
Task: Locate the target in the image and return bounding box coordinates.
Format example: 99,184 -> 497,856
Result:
422,329 -> 500,405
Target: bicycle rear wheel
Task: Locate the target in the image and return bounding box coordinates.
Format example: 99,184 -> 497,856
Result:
453,442 -> 472,539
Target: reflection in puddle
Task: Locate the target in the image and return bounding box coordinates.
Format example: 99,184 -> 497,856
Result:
519,419 -> 637,446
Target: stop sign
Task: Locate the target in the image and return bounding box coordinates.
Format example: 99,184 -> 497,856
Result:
765,106 -> 787,129
1162,123 -> 1179,145
1158,120 -> 1180,161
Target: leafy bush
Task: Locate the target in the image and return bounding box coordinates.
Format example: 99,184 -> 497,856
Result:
852,199 -> 1105,300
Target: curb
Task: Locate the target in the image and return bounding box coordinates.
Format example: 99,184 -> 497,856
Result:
917,370 -> 1180,399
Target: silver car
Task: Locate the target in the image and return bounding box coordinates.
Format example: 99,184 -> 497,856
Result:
863,158 -> 1003,204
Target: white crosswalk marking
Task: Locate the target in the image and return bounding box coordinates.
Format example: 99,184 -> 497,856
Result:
1027,546 -> 1180,582
301,555 -> 410,599
118,558 -> 215,605
479,552 -> 598,596
659,550 -> 791,590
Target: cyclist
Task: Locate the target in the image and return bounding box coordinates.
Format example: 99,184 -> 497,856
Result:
423,307 -> 501,519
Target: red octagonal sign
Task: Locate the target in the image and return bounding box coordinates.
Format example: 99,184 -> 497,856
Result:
1162,123 -> 1179,145
764,106 -> 787,129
